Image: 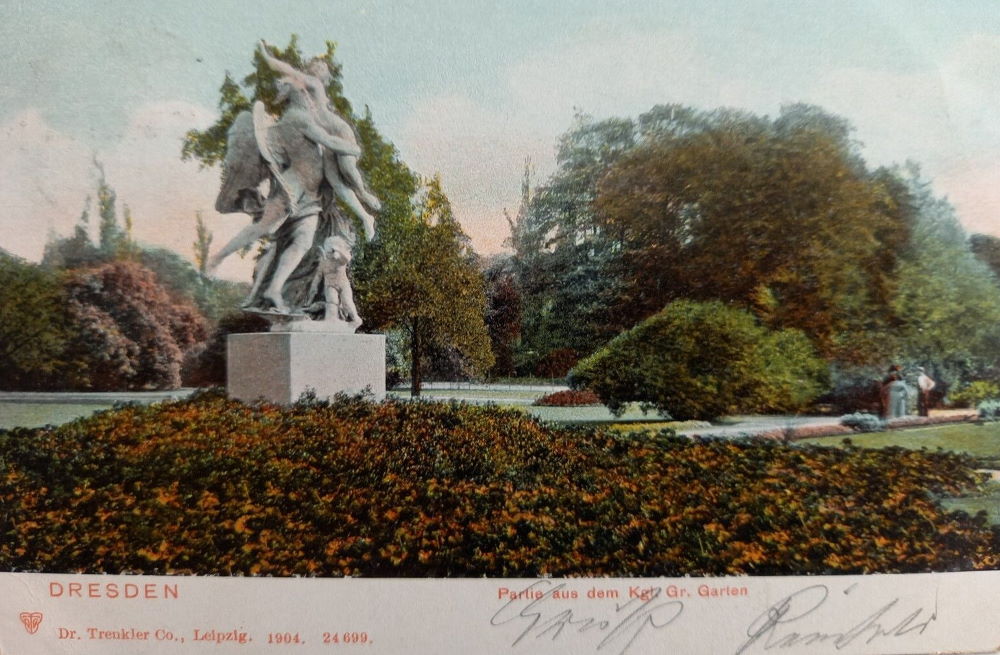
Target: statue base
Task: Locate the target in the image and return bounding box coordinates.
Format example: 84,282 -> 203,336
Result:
227,332 -> 386,405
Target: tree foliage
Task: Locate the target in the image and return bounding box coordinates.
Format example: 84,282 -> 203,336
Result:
355,177 -> 493,394
0,253 -> 211,391
887,169 -> 1000,387
509,115 -> 634,367
970,233 -> 1000,285
512,103 -> 1000,401
483,256 -> 522,378
0,253 -> 70,390
62,261 -> 208,390
594,104 -> 907,363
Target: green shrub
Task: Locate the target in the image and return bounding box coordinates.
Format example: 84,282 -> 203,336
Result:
840,412 -> 885,433
979,399 -> 1000,421
1,393 -> 996,576
952,381 -> 1000,409
571,300 -> 829,420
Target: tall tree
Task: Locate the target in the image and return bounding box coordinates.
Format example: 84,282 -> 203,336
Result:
193,211 -> 213,275
510,113 -> 636,365
356,177 -> 493,395
595,104 -> 909,363
95,161 -> 124,257
889,168 -> 1000,382
483,255 -> 522,378
118,203 -> 140,260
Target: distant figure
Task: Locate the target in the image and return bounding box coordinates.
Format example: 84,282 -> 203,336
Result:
881,365 -> 906,419
886,377 -> 909,419
917,366 -> 936,417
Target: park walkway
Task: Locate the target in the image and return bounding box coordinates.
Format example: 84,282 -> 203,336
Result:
0,387 -> 972,437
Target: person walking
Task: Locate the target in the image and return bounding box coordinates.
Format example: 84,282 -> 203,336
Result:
917,367 -> 936,417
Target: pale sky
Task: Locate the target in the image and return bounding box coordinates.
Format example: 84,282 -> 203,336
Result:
2,1 -> 1000,280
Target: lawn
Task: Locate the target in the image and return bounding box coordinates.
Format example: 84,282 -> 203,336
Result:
387,389 -> 544,403
0,402 -> 115,429
798,422 -> 1000,463
389,390 -> 683,424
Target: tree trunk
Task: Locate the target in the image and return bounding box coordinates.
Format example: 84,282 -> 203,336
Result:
410,317 -> 422,397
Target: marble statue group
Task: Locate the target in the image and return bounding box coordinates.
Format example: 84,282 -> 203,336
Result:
208,41 -> 379,333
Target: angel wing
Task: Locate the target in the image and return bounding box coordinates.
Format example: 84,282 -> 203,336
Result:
214,109 -> 268,215
252,100 -> 301,217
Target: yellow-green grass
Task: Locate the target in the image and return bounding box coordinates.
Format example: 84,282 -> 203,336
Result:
606,420 -> 711,433
798,422 -> 1000,460
941,482 -> 1000,525
0,402 -> 115,429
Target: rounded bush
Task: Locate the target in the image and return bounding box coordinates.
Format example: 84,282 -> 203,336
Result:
572,300 -> 829,420
840,412 -> 885,433
952,381 -> 1000,409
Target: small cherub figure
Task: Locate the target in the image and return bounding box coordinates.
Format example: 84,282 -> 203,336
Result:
308,236 -> 362,330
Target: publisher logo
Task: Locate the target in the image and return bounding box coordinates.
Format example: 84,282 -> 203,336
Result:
19,612 -> 43,635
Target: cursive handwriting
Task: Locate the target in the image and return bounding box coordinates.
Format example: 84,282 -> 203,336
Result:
491,580 -> 684,655
735,583 -> 937,653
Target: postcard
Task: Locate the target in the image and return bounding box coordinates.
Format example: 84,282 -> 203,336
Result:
2,1 -> 1000,654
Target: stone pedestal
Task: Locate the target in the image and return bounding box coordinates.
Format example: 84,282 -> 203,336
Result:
227,332 -> 385,404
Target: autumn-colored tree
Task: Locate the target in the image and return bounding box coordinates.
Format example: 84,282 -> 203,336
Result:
63,261 -> 208,390
596,104 -> 908,363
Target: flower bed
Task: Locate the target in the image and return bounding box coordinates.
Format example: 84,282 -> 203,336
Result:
887,413 -> 978,429
0,392 -> 996,576
532,389 -> 602,407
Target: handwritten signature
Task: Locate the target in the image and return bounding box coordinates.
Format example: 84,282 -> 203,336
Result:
490,580 -> 683,655
735,583 -> 937,653
491,580 -> 938,654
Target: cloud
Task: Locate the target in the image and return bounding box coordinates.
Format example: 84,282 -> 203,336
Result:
0,102 -> 257,281
397,24 -> 717,254
0,110 -> 92,261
